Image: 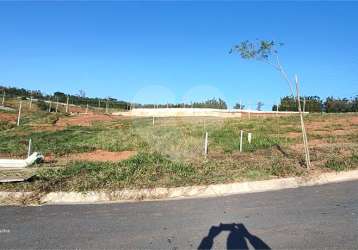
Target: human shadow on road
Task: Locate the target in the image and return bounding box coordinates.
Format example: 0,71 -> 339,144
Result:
198,223 -> 271,250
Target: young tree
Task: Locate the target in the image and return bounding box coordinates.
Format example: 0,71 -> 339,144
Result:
230,40 -> 311,169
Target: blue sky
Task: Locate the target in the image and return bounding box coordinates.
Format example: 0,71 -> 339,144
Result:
0,1 -> 357,109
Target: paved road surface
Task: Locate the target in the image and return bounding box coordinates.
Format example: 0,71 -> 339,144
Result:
1,181 -> 358,249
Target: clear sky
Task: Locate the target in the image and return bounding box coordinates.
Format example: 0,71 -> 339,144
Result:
0,1 -> 357,109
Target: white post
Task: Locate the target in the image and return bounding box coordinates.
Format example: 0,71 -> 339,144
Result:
248,132 -> 252,144
27,138 -> 32,157
303,97 -> 306,113
66,96 -> 69,113
29,97 -> 32,110
55,98 -> 59,113
240,130 -> 243,152
17,101 -> 22,126
204,131 -> 208,158
1,90 -> 5,106
98,99 -> 101,108
152,116 -> 155,127
85,103 -> 89,114
276,102 -> 279,116
48,100 -> 52,112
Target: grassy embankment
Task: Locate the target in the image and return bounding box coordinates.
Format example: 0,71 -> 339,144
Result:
0,100 -> 357,192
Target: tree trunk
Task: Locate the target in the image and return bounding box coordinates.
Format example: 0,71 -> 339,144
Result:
295,75 -> 311,169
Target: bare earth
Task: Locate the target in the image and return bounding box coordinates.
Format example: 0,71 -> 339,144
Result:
0,112 -> 16,122
62,150 -> 137,162
55,113 -> 121,127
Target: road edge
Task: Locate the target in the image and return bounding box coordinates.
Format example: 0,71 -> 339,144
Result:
1,169 -> 358,205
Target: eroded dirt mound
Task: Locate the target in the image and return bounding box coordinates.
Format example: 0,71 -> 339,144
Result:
64,150 -> 137,162
56,114 -> 120,127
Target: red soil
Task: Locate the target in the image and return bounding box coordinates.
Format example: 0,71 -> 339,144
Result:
60,150 -> 137,162
0,112 -> 16,122
55,113 -> 120,127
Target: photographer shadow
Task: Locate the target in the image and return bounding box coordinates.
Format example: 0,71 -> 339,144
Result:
198,223 -> 271,250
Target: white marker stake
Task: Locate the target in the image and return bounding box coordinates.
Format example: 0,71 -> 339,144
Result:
27,138 -> 32,157
55,100 -> 59,113
276,102 -> 279,116
248,132 -> 252,144
48,100 -> 52,112
303,97 -> 306,113
17,101 -> 22,126
152,116 -> 155,127
240,130 -> 243,152
29,97 -> 32,110
204,132 -> 208,158
1,90 -> 5,106
66,96 -> 69,113
86,104 -> 89,114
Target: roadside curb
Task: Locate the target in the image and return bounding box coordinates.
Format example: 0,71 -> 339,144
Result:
2,170 -> 358,205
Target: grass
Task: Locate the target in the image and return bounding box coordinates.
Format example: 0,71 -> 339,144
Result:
325,152 -> 358,171
0,104 -> 357,193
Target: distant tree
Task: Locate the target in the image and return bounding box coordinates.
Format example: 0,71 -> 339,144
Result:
78,89 -> 86,98
273,96 -> 322,112
256,101 -> 264,111
234,103 -> 245,109
324,97 -> 353,113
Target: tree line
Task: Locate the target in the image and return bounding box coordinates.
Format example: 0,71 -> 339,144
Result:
0,86 -> 130,110
272,95 -> 358,112
1,86 -> 228,110
131,98 -> 227,109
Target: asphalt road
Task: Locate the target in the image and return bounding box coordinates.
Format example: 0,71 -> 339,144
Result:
1,181 -> 358,249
